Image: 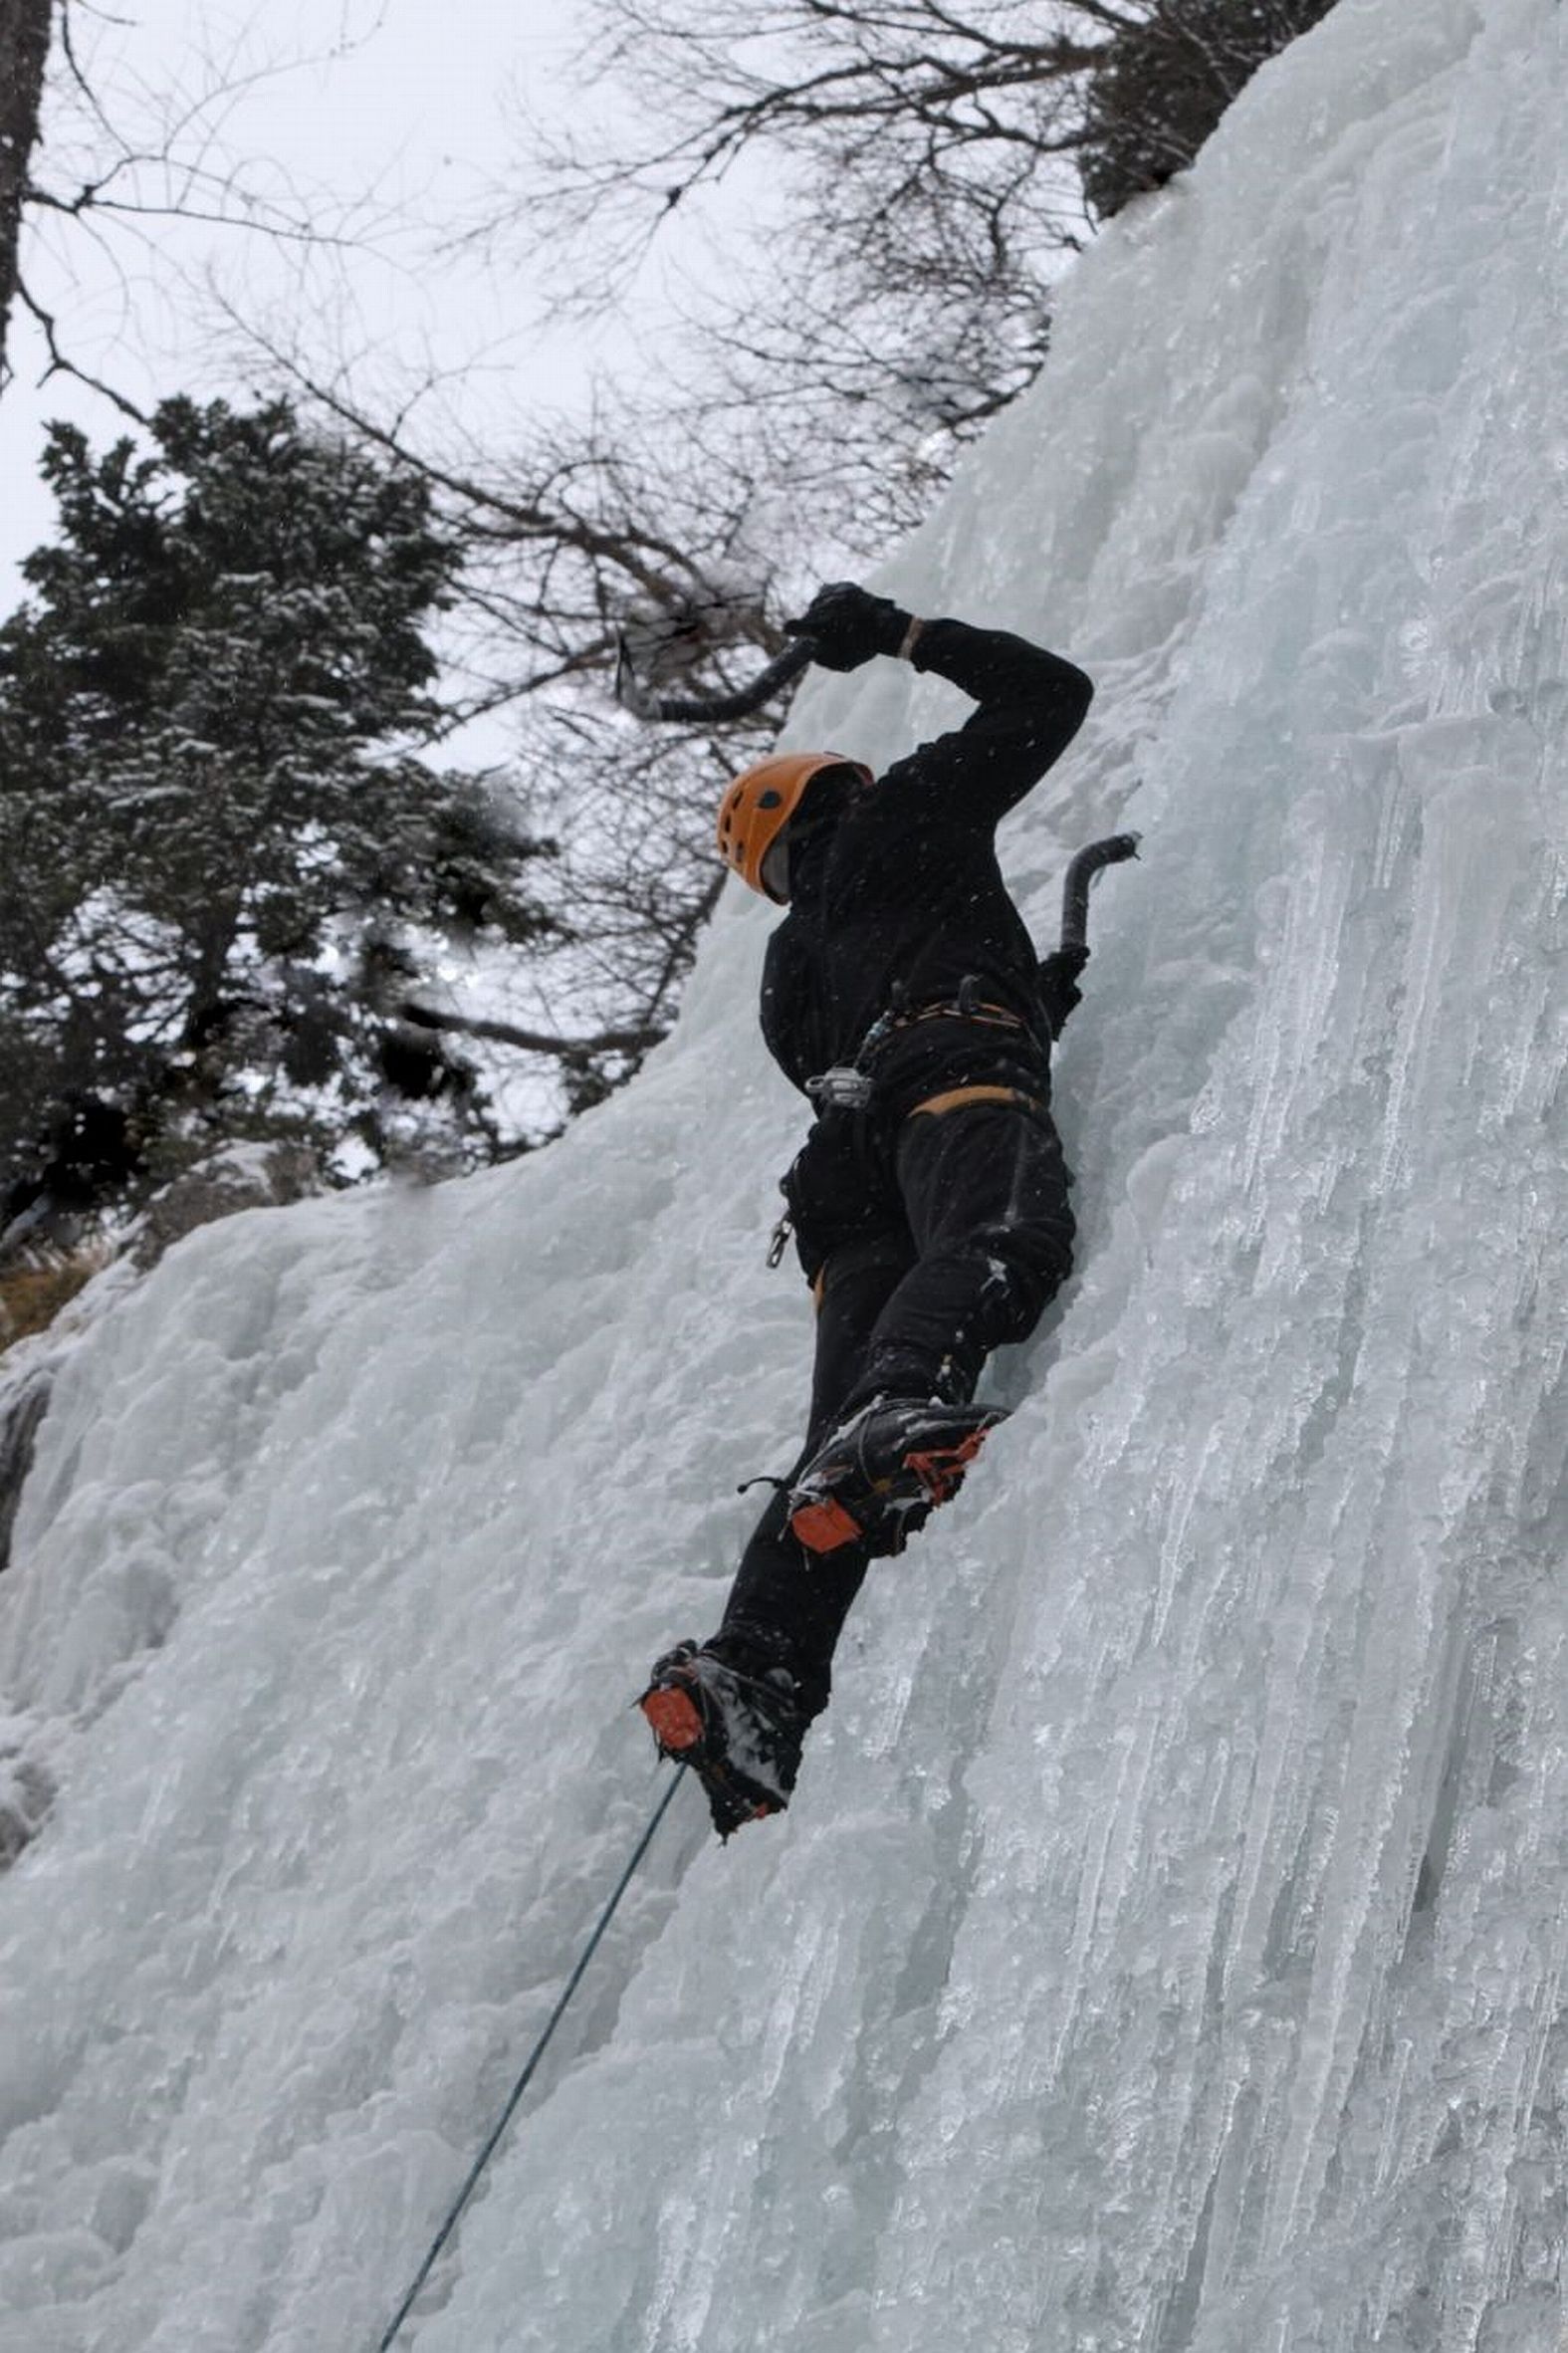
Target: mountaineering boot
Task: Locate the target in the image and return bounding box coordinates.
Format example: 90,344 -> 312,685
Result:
787,1397 -> 1008,1556
639,1640 -> 806,1838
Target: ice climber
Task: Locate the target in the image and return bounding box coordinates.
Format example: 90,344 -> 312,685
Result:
640,583 -> 1095,1835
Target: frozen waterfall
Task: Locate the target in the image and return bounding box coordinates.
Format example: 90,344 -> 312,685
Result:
0,0 -> 1563,2347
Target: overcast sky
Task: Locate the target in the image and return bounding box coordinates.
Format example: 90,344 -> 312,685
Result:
1,0 -> 668,602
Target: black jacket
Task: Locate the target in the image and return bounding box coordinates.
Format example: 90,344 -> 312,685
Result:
760,618 -> 1093,1117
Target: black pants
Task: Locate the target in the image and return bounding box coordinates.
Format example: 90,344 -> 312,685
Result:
716,1098 -> 1074,1717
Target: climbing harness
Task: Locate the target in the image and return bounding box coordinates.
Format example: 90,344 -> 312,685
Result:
766,835 -> 1140,1268
802,981 -> 1036,1116
768,984 -> 1039,1266
374,1767 -> 690,2352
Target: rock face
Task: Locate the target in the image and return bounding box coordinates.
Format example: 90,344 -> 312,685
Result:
0,1363 -> 50,1582
129,1142 -> 323,1272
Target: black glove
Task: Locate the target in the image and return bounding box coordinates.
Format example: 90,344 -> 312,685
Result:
784,581 -> 913,673
1037,944 -> 1090,1039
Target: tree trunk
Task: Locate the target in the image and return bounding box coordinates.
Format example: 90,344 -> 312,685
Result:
0,0 -> 53,389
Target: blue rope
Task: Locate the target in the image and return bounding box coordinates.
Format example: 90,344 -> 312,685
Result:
375,1766 -> 690,2351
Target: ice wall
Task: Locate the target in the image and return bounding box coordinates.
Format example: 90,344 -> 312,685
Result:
0,0 -> 1563,2348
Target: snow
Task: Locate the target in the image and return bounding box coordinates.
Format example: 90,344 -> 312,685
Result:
2,0 -> 1565,2346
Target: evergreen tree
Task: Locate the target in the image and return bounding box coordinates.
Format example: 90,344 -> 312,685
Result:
1079,0 -> 1339,220
0,395 -> 557,1230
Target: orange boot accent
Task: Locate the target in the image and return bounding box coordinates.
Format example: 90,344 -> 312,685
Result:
640,1684 -> 704,1753
789,1494 -> 865,1553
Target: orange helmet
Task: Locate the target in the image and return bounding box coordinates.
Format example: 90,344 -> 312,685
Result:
716,751 -> 871,901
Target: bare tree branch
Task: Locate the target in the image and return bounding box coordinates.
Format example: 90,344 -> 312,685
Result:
399,1001 -> 665,1060
13,270 -> 147,417
6,0 -> 401,409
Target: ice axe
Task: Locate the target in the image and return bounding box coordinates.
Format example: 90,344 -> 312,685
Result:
1059,831 -> 1140,952
614,631 -> 816,723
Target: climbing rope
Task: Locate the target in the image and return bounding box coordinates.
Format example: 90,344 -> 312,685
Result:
375,1765 -> 690,2351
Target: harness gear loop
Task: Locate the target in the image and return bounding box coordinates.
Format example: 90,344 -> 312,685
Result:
870,992 -> 1033,1055
804,992 -> 1036,1120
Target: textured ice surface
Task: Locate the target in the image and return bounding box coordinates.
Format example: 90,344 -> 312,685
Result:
1,0 -> 1564,2347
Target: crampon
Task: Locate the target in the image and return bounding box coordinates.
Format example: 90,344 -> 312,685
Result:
787,1398 -> 1008,1556
639,1641 -> 805,1838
